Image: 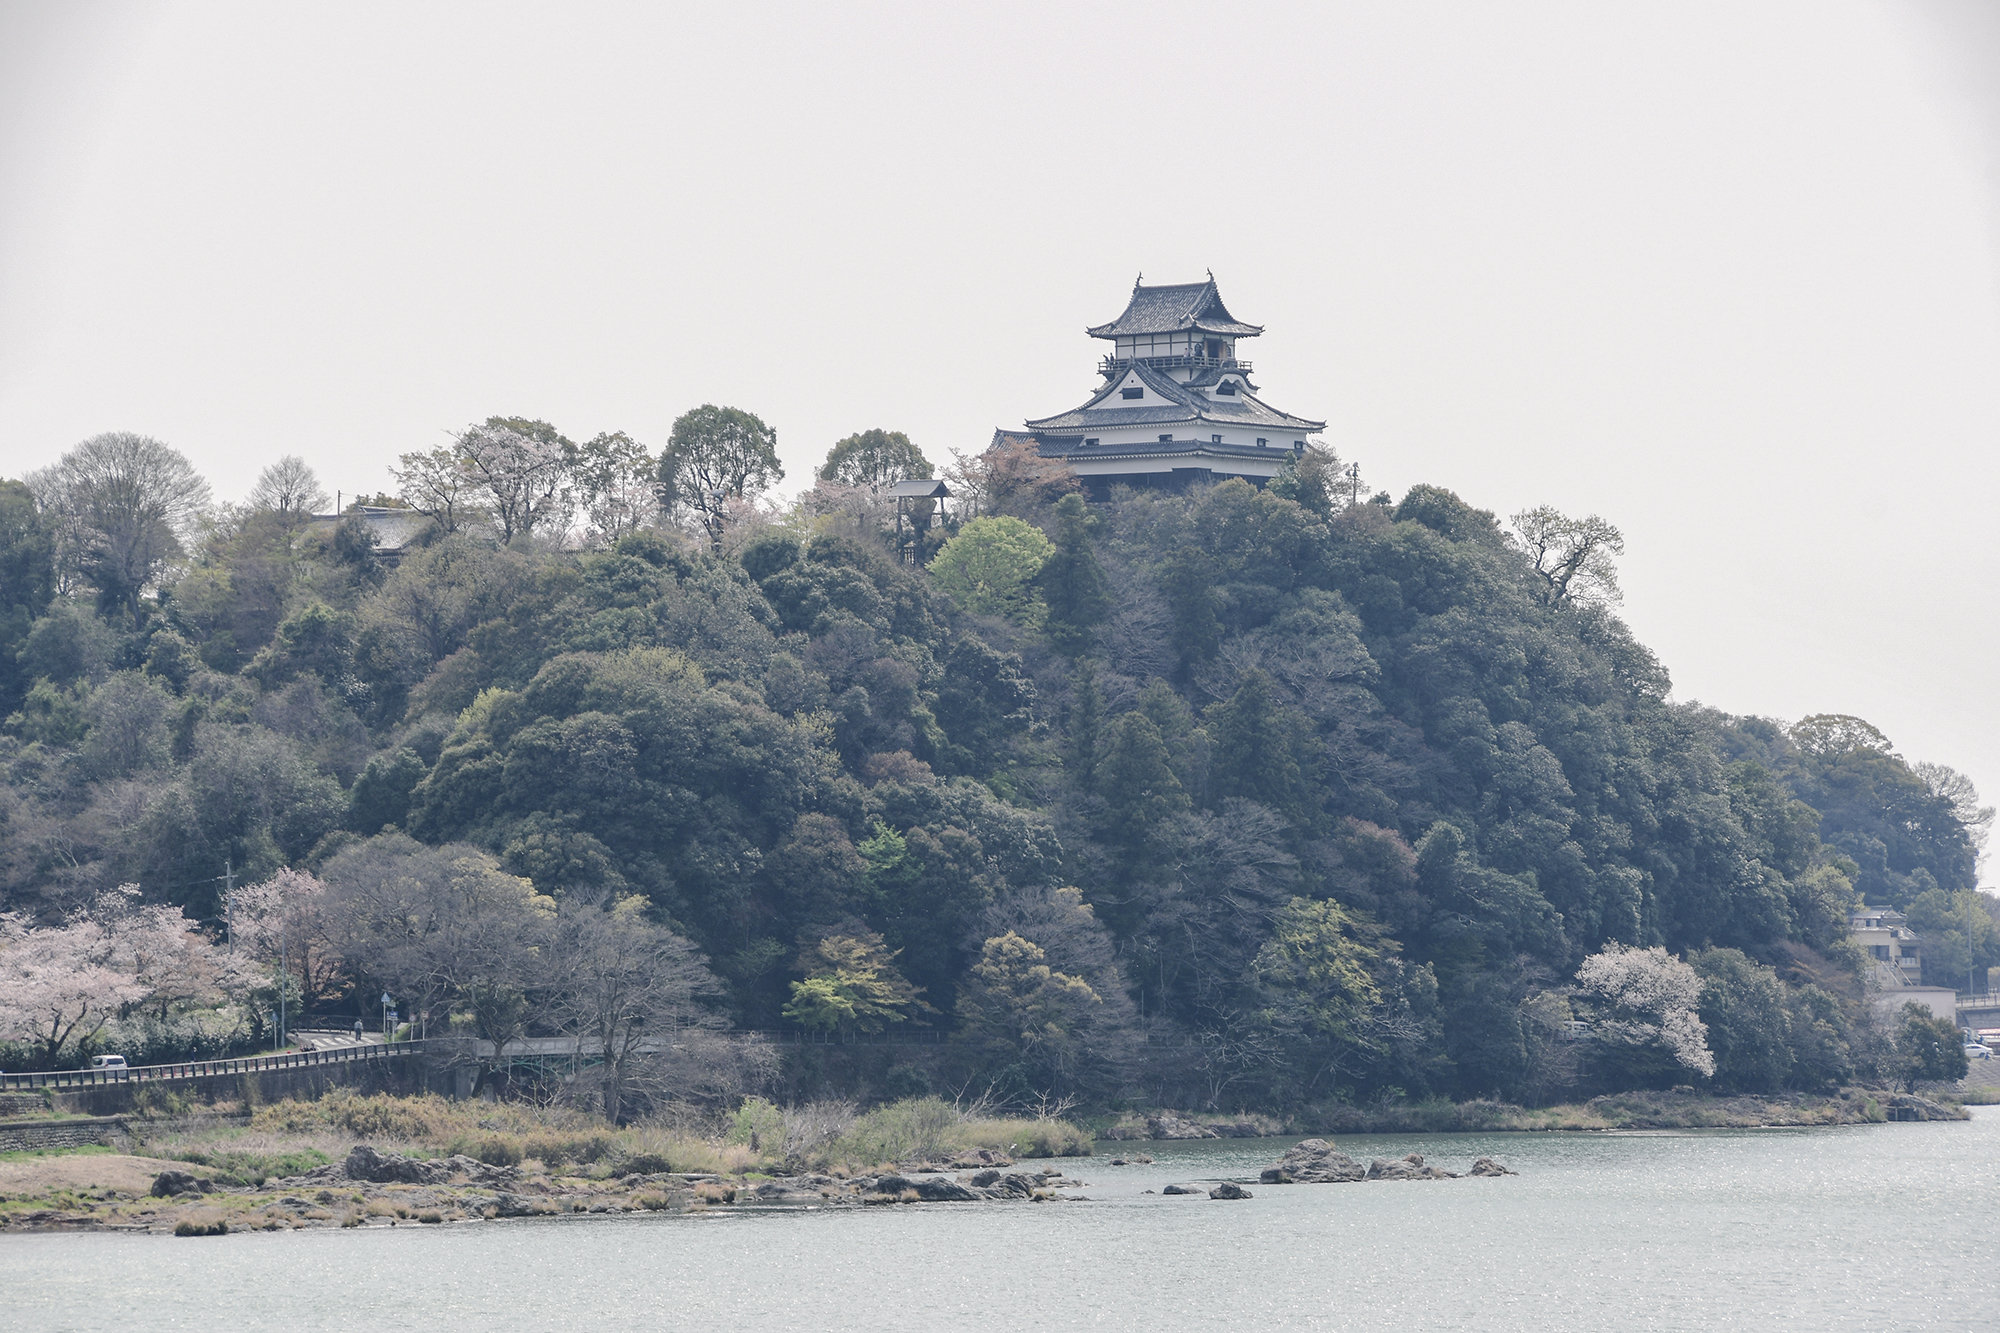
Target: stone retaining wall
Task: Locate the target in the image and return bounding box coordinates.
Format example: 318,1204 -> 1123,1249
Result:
0,1116 -> 130,1153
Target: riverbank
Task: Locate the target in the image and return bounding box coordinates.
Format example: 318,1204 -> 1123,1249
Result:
0,1142 -> 1087,1235
1103,1086 -> 1971,1138
3,1083 -> 1978,1235
0,1089 -> 1092,1235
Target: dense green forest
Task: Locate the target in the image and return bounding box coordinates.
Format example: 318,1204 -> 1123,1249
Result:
1,419 -> 1992,1113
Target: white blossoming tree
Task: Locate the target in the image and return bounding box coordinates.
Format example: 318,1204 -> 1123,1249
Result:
0,888 -> 238,1067
0,913 -> 146,1066
1573,943 -> 1716,1080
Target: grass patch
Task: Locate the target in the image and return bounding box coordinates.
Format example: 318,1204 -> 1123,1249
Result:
951,1115 -> 1092,1158
165,1146 -> 330,1187
173,1211 -> 229,1237
1948,1085 -> 2000,1106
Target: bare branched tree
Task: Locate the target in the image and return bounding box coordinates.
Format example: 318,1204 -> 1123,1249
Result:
1915,761 -> 1996,858
246,455 -> 329,520
548,895 -> 729,1123
574,431 -> 658,545
1510,505 -> 1625,607
392,445 -> 477,534
28,432 -> 211,617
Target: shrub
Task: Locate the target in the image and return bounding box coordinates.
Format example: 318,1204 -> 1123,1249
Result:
522,1134 -> 572,1167
727,1097 -> 785,1150
621,1152 -> 672,1175
835,1097 -> 957,1165
174,1212 -> 229,1237
461,1135 -> 522,1167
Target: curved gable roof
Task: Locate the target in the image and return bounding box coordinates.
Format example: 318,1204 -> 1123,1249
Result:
1086,276 -> 1264,340
1025,360 -> 1323,434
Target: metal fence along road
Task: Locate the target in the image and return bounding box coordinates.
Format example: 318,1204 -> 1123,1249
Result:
0,1040 -> 427,1091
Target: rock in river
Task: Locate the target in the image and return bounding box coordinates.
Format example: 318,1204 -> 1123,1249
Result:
1265,1138 -> 1366,1184
1365,1154 -> 1457,1181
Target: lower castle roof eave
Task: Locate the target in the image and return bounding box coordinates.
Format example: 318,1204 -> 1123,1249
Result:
1023,406 -> 1326,433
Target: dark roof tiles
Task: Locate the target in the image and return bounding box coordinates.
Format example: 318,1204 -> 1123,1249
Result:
1086,277 -> 1264,339
1025,359 -> 1322,434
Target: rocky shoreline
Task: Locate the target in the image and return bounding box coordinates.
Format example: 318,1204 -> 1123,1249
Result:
1258,1138 -> 1517,1184
0,1144 -> 1088,1236
1104,1089 -> 1970,1139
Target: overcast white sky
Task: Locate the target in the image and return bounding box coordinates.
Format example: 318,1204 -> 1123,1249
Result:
2,1 -> 1996,873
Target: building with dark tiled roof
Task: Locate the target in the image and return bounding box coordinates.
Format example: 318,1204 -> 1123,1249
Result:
1004,274 -> 1324,497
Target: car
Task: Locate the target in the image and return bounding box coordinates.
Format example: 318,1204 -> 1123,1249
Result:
89,1054 -> 128,1070
1964,1042 -> 1993,1061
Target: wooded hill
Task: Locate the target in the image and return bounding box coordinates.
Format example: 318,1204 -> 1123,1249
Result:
1,423 -> 1991,1111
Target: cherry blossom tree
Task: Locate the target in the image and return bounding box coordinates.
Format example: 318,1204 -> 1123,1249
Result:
95,887 -> 230,1016
230,868 -> 347,1011
455,419 -> 576,544
1574,943 -> 1715,1078
0,913 -> 146,1065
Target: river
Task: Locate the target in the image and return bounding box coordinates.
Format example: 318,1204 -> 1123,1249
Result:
7,1108 -> 1996,1331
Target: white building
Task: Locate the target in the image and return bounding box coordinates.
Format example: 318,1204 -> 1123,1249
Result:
1849,904 -> 1924,988
1005,275 -> 1325,496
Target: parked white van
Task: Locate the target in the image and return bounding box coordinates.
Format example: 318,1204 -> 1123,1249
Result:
90,1054 -> 128,1070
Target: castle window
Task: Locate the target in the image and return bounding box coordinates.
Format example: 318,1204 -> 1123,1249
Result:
1121,387 -> 1144,400
1256,437 -> 1268,446
1084,438 -> 1099,446
1211,434 -> 1223,443
1216,381 -> 1238,395
1158,434 -> 1173,443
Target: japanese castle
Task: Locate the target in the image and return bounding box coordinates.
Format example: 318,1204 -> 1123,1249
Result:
1001,274 -> 1324,496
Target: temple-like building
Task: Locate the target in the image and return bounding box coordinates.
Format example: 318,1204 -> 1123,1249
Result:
1000,274 -> 1324,496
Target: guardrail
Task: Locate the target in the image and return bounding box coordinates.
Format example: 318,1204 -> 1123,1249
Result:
0,1040 -> 428,1091
738,1029 -> 949,1047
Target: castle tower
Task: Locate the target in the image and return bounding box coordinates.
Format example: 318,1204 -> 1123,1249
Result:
1002,275 -> 1325,496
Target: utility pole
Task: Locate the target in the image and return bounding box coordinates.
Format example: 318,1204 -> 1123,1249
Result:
1346,462 -> 1361,509
223,858 -> 236,956
279,908 -> 289,1051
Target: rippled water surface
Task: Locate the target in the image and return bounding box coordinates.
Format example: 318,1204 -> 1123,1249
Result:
9,1108 -> 1998,1331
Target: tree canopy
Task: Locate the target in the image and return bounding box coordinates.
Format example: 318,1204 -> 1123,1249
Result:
3,428 -> 1989,1114
819,429 -> 932,488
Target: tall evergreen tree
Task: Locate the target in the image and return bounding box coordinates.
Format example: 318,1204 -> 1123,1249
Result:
1207,671 -> 1303,814
1036,493 -> 1111,654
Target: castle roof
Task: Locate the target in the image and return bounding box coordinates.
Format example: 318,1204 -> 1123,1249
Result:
1086,276 -> 1264,340
1024,360 -> 1321,435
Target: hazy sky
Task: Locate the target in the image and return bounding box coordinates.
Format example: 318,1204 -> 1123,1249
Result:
2,2 -> 1996,875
